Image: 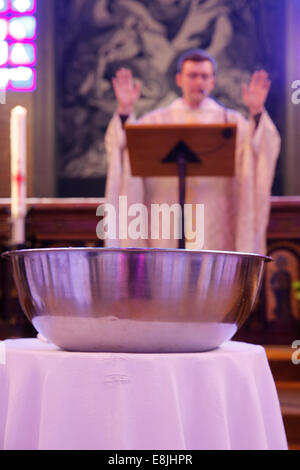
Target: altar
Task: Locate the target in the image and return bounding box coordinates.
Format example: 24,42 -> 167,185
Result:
0,338 -> 288,450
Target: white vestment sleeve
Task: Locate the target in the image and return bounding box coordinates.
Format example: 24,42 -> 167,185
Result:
104,113 -> 146,247
235,111 -> 280,255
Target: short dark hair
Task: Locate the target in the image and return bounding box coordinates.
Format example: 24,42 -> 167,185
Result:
176,48 -> 217,75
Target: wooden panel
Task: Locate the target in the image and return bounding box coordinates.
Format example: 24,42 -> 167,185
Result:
0,196 -> 299,244
26,200 -> 105,242
0,206 -> 10,244
268,197 -> 300,238
0,199 -> 105,244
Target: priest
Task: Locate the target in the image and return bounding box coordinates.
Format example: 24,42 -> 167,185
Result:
104,49 -> 280,254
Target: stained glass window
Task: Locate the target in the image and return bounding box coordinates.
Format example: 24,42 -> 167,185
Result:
0,0 -> 36,91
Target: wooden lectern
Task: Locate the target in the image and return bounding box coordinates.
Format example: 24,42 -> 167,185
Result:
125,123 -> 237,249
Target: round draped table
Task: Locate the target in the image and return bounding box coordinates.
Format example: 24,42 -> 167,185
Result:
0,338 -> 287,450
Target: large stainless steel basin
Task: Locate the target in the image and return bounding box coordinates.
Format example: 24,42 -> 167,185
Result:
2,248 -> 270,352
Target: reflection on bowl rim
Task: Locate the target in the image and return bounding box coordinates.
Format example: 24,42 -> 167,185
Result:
1,247 -> 272,262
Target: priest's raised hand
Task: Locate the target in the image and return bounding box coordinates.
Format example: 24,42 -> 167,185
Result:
242,70 -> 271,116
112,68 -> 141,116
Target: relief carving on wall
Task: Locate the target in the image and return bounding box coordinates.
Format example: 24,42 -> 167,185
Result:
55,0 -> 281,180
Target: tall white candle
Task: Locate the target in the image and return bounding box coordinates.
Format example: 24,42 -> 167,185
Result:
10,106 -> 27,245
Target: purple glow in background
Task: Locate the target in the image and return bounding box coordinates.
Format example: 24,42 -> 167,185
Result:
0,0 -> 36,91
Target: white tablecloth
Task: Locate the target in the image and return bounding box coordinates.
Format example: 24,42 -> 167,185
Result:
0,339 -> 287,450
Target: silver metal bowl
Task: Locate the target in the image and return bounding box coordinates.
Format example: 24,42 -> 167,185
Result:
2,248 -> 270,352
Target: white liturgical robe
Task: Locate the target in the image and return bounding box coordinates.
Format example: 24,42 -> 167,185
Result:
104,97 -> 280,254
